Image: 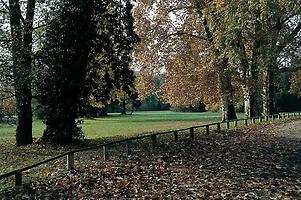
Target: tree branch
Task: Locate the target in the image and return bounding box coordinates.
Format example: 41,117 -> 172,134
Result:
0,38 -> 11,42
277,22 -> 301,53
272,14 -> 298,31
8,0 -> 24,22
33,24 -> 46,30
0,0 -> 10,12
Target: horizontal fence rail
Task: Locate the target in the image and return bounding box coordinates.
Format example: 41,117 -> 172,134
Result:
0,111 -> 300,186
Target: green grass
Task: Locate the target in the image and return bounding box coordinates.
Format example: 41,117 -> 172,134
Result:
0,111 -> 293,189
0,111 -> 232,140
81,111 -> 227,138
0,111 -> 247,178
0,121 -> 45,139
0,111 -> 225,180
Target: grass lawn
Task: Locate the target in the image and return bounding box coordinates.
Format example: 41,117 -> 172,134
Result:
81,111 -> 229,138
0,111 -> 234,140
0,111 -> 247,180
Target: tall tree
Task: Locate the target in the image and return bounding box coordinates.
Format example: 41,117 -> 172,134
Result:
134,1 -> 217,107
134,0 -> 238,120
38,0 -> 95,143
86,0 -> 139,115
38,0 -> 139,143
8,0 -> 36,145
194,0 -> 238,120
223,0 -> 301,116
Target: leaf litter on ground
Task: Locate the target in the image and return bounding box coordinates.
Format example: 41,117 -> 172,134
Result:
1,119 -> 301,199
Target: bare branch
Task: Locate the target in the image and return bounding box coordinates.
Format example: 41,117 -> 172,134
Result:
33,24 -> 46,30
0,0 -> 10,12
277,22 -> 301,53
272,13 -> 299,31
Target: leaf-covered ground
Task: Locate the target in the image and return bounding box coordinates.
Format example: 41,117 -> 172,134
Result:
1,120 -> 301,199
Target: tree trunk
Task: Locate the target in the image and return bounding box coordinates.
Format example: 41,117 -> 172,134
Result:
241,39 -> 261,118
129,101 -> 134,115
242,66 -> 260,118
0,109 -> 4,123
43,111 -> 80,144
243,82 -> 260,118
99,106 -> 108,117
121,99 -> 126,115
9,0 -> 35,146
262,69 -> 276,115
218,69 -> 237,121
157,100 -> 161,110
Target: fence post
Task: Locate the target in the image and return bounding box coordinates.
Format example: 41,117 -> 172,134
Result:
151,135 -> 157,146
205,125 -> 210,135
234,120 -> 238,127
173,131 -> 178,142
252,118 -> 256,124
217,123 -> 221,132
288,113 -> 290,118
226,121 -> 230,129
15,170 -> 22,186
265,116 -> 269,121
190,128 -> 194,139
278,114 -> 281,119
272,115 -> 275,121
126,140 -> 133,156
245,119 -> 248,126
103,145 -> 109,161
259,117 -> 263,122
67,153 -> 75,170
299,112 -> 301,116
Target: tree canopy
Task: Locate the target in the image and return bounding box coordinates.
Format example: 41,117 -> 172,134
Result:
36,0 -> 139,143
133,0 -> 301,120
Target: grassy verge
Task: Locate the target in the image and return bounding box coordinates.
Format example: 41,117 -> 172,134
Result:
0,111 -> 228,139
0,111 -> 227,174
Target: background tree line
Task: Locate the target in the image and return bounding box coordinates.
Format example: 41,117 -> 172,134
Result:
133,0 -> 301,121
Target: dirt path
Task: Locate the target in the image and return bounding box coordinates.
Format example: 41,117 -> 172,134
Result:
268,119 -> 301,139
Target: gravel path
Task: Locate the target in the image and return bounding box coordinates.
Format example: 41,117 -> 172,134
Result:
270,119 -> 301,139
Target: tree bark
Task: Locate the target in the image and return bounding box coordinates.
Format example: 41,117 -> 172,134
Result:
262,68 -> 276,115
218,67 -> 237,121
197,5 -> 237,121
243,84 -> 260,118
9,0 -> 35,146
238,28 -> 261,118
242,62 -> 260,118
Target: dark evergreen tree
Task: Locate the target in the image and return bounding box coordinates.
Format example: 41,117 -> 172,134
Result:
38,0 -> 95,143
37,0 -> 139,143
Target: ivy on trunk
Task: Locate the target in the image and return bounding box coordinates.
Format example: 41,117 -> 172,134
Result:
9,0 -> 36,146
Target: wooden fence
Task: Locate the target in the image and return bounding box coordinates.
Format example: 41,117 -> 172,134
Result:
0,112 -> 300,186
